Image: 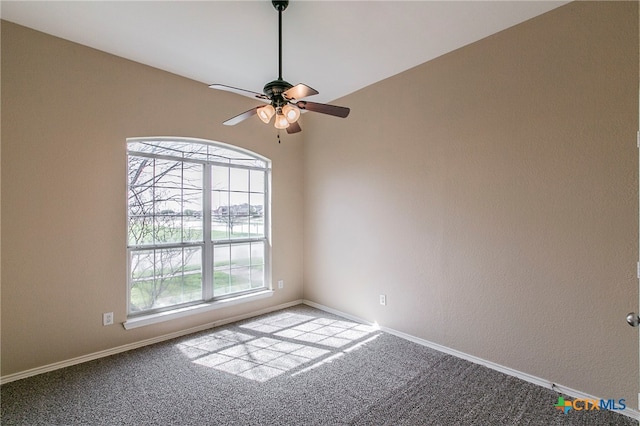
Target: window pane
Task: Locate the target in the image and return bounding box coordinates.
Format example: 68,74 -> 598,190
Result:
128,156 -> 154,187
211,165 -> 230,241
229,192 -> 249,207
213,244 -> 231,297
211,212 -> 230,240
128,157 -> 203,246
232,200 -> 249,239
230,267 -> 251,293
159,246 -> 202,308
128,185 -> 153,216
212,197 -> 230,241
229,168 -> 249,192
128,179 -> 154,246
250,170 -> 264,193
129,247 -> 203,313
213,243 -> 265,296
214,270 -> 231,296
183,190 -> 203,242
250,241 -> 264,265
249,193 -> 265,238
211,191 -> 229,211
183,162 -> 203,190
154,187 -> 182,216
228,192 -> 250,239
250,242 -> 264,290
154,214 -> 182,244
250,265 -> 264,289
182,189 -> 202,211
128,217 -> 154,246
231,243 -> 251,267
213,245 -> 230,270
130,250 -> 155,312
211,166 -> 229,191
183,220 -> 202,242
155,159 -> 183,189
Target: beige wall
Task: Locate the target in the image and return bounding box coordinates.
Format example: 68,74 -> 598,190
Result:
1,21 -> 304,375
304,1 -> 638,407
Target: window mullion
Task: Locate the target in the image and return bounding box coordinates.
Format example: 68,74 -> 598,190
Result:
202,164 -> 213,300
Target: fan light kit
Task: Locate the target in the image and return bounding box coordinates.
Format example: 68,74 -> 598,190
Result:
209,0 -> 350,134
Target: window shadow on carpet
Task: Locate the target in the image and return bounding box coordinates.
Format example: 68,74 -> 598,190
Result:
175,310 -> 382,382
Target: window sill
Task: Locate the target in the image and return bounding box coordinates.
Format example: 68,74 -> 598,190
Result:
123,290 -> 274,330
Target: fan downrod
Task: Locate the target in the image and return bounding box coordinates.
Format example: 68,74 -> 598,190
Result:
272,1 -> 288,12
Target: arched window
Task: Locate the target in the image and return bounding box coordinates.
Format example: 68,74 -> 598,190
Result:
126,137 -> 270,318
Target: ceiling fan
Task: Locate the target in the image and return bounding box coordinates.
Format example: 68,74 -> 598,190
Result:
209,0 -> 350,134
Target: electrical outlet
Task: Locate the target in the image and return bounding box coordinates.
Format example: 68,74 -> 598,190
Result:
103,312 -> 114,326
278,280 -> 284,289
379,294 -> 386,306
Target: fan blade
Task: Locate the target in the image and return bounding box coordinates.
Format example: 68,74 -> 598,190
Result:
209,84 -> 269,101
283,84 -> 319,101
223,107 -> 260,126
296,101 -> 350,118
286,121 -> 302,134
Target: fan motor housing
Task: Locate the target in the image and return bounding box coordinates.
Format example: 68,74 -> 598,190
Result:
264,79 -> 293,106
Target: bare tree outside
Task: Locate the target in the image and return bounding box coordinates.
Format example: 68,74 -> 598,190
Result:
128,155 -> 203,312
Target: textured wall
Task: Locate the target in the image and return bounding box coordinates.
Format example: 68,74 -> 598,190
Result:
1,22 -> 304,375
304,1 -> 638,407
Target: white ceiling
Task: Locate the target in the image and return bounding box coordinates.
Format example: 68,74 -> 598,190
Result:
1,1 -> 569,104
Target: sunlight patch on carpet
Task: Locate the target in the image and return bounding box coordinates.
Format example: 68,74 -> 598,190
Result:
176,311 -> 380,382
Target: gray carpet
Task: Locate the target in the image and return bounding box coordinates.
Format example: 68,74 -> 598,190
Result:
1,304 -> 636,425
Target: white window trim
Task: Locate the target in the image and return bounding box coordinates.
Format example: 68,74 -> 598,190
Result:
122,289 -> 274,330
126,136 -> 272,325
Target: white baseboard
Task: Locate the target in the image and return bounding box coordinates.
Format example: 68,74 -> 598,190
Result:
0,299 -> 303,385
302,299 -> 640,421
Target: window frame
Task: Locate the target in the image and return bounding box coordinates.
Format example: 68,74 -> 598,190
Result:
125,137 -> 272,322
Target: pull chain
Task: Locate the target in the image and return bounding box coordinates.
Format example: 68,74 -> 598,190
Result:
277,131 -> 281,144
